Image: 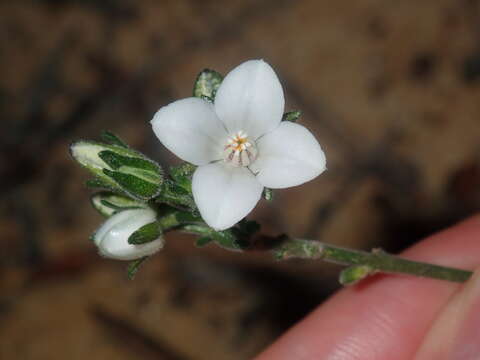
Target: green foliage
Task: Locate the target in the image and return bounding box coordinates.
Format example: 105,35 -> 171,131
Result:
128,221 -> 161,245
169,163 -> 196,193
156,179 -> 196,212
126,257 -> 148,280
262,188 -> 274,201
98,151 -> 159,173
70,134 -> 163,201
85,177 -> 118,191
182,220 -> 258,251
282,110 -> 301,123
101,130 -> 129,148
90,192 -> 145,217
193,69 -> 223,99
103,169 -> 161,200
339,265 -> 373,286
195,236 -> 213,247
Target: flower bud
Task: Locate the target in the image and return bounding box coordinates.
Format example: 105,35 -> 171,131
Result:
70,139 -> 163,201
93,208 -> 164,260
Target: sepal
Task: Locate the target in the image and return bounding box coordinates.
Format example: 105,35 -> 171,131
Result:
128,221 -> 161,244
262,188 -> 274,201
193,69 -> 223,99
127,257 -> 148,280
282,110 -> 301,122
90,192 -> 145,217
101,130 -> 129,148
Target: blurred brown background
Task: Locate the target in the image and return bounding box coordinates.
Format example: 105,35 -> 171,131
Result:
1,0 -> 480,359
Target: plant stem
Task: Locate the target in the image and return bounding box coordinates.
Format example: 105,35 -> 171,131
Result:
156,207 -> 473,284
274,237 -> 472,283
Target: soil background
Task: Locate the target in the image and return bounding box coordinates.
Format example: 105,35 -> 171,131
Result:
1,1 -> 480,359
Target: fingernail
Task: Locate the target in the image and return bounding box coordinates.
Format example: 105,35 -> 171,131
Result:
450,269 -> 480,359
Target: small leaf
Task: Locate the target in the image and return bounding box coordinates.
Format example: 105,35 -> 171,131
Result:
170,163 -> 196,179
91,192 -> 145,217
128,221 -> 161,244
156,179 -> 196,212
101,131 -> 129,148
86,177 -> 117,190
195,236 -> 213,247
262,188 -> 274,201
339,265 -> 373,286
99,151 -> 160,173
193,69 -> 223,99
170,163 -> 196,193
200,95 -> 214,103
127,257 -> 148,280
282,110 -> 301,123
211,229 -> 250,250
182,224 -> 249,251
103,169 -> 161,201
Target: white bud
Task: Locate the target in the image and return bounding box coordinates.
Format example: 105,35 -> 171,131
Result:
93,208 -> 164,260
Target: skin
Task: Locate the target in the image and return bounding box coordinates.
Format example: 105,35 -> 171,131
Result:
255,214 -> 480,360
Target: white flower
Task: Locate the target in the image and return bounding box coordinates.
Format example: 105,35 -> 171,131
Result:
93,208 -> 164,260
151,60 -> 326,230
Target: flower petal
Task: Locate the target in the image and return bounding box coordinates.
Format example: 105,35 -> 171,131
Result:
214,60 -> 284,139
249,122 -> 326,188
192,162 -> 263,230
151,97 -> 227,165
94,208 -> 164,260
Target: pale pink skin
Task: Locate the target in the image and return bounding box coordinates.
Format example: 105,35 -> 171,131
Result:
255,214 -> 480,360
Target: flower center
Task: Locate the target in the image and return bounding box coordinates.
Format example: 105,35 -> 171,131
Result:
223,131 -> 258,167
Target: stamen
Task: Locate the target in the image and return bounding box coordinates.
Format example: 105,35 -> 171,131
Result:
223,131 -> 258,167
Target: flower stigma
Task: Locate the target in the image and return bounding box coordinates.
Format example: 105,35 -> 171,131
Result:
223,131 -> 258,167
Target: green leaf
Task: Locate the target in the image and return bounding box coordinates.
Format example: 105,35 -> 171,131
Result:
128,221 -> 161,245
195,236 -> 213,247
101,131 -> 129,148
99,151 -> 159,174
85,177 -> 118,191
339,265 -> 373,286
156,179 -> 196,212
127,257 -> 148,280
90,192 -> 145,217
193,69 -> 223,99
182,224 -> 249,251
170,163 -> 196,193
282,110 -> 301,123
262,188 -> 274,201
210,229 -> 250,250
200,95 -> 214,103
103,169 -> 161,201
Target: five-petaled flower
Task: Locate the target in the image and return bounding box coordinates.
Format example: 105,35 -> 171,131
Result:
151,60 -> 326,230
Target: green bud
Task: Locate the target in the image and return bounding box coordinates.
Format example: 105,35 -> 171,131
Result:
282,110 -> 302,123
90,192 -> 145,217
70,140 -> 163,201
339,265 -> 374,286
193,69 -> 223,99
